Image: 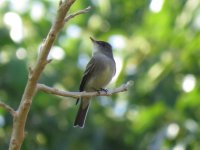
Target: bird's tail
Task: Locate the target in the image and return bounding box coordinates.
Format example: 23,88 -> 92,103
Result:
74,98 -> 90,128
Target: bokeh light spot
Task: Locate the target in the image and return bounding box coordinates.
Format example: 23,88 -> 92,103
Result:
149,0 -> 164,13
10,0 -> 28,13
78,54 -> 90,70
185,119 -> 198,133
0,50 -> 10,64
182,74 -> 196,92
109,35 -> 125,50
66,24 -> 81,38
16,48 -> 27,60
113,100 -> 127,117
36,133 -> 47,145
166,123 -> 179,139
173,144 -> 185,150
3,12 -> 24,43
48,46 -> 65,60
30,1 -> 45,21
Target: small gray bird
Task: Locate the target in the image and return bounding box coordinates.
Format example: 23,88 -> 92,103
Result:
74,37 -> 116,128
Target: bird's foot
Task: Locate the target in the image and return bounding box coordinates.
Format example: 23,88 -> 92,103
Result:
93,88 -> 108,95
100,88 -> 108,93
97,88 -> 108,95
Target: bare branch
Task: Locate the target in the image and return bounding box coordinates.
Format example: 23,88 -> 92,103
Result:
37,81 -> 133,99
64,6 -> 91,22
9,0 -> 85,150
0,101 -> 15,117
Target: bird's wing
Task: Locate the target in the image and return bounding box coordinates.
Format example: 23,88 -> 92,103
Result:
76,57 -> 96,105
79,57 -> 96,91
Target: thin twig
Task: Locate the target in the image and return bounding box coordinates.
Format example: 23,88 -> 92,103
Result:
37,81 -> 133,99
0,101 -> 15,116
64,6 -> 91,22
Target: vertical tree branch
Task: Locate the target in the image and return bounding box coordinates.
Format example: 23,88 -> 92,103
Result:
9,0 -> 78,150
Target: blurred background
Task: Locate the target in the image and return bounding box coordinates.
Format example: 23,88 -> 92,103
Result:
0,0 -> 200,149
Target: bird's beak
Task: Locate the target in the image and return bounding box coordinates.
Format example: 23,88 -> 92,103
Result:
90,37 -> 96,43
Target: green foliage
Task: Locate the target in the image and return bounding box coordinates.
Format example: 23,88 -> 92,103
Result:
1,0 -> 200,149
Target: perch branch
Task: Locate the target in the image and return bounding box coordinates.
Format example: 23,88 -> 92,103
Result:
37,81 -> 133,99
9,0 -> 91,150
0,101 -> 15,117
64,6 -> 91,22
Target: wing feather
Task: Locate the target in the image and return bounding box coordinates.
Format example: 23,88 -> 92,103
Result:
76,57 -> 96,105
79,57 -> 96,91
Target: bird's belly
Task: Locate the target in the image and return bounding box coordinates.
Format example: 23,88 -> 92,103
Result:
86,62 -> 115,91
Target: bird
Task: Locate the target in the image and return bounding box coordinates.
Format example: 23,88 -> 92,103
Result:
74,37 -> 116,128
